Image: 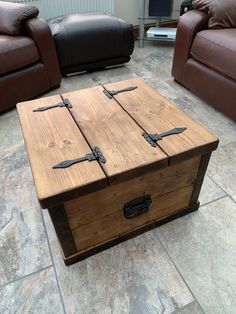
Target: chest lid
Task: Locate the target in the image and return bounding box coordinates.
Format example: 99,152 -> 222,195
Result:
103,78 -> 218,163
17,79 -> 218,208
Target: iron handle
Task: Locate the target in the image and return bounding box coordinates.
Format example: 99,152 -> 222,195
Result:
123,195 -> 152,219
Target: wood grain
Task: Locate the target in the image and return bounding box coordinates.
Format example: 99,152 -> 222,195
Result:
68,185 -> 193,251
62,86 -> 168,184
64,156 -> 200,251
17,95 -> 107,208
103,78 -> 219,163
63,202 -> 199,265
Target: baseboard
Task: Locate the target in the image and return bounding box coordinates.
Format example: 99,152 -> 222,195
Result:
133,20 -> 178,41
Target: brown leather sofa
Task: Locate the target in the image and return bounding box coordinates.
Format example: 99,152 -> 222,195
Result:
172,7 -> 236,121
0,1 -> 61,113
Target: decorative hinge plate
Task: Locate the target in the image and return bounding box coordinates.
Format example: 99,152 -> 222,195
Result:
103,86 -> 137,99
33,98 -> 72,112
143,127 -> 187,147
53,146 -> 106,169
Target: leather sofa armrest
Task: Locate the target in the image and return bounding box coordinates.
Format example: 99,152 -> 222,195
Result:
171,10 -> 209,83
24,17 -> 61,88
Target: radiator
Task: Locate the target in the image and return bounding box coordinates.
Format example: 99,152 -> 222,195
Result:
7,0 -> 114,19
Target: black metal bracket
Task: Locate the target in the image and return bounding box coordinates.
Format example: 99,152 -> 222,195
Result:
103,86 -> 137,99
53,146 -> 106,169
123,195 -> 152,219
143,127 -> 187,147
33,98 -> 72,112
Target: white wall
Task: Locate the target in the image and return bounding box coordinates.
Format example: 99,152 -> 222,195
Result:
114,0 -> 139,25
114,0 -> 182,25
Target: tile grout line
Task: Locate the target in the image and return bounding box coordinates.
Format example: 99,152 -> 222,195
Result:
170,300 -> 203,314
206,174 -> 236,204
200,194 -> 228,208
157,235 -> 207,314
0,265 -> 53,289
157,176 -> 233,313
40,209 -> 67,314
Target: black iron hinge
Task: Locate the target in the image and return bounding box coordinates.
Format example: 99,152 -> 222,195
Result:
103,86 -> 137,99
33,98 -> 72,112
143,127 -> 186,147
53,146 -> 106,169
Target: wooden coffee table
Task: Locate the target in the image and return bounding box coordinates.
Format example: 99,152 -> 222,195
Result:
17,78 -> 218,265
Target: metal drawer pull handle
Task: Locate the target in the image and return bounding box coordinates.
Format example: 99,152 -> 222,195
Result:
123,195 -> 152,219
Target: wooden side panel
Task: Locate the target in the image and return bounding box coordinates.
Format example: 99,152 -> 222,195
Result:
65,156 -> 200,252
104,78 -> 219,161
63,202 -> 199,265
17,95 -> 107,208
68,186 -> 193,252
62,86 -> 168,184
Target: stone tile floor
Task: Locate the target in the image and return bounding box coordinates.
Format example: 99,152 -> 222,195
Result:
0,42 -> 236,314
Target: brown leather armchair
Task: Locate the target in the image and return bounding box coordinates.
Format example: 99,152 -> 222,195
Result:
172,8 -> 236,121
0,1 -> 61,113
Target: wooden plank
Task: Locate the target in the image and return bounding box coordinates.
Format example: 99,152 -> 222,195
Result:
62,86 -> 168,184
17,95 -> 107,208
103,78 -> 219,162
65,156 -> 200,225
67,185 -> 194,252
64,156 -> 200,251
48,205 -> 77,257
63,202 -> 199,265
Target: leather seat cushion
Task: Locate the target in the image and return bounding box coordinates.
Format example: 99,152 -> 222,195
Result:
191,29 -> 236,81
0,35 -> 39,75
48,13 -> 134,71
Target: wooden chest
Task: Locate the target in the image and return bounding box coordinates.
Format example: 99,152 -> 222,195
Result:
17,78 -> 218,265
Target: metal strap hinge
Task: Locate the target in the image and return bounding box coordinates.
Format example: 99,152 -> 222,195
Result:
143,127 -> 187,147
53,146 -> 106,169
103,86 -> 137,99
33,98 -> 72,112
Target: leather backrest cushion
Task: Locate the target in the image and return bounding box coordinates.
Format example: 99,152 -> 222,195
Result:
192,0 -> 236,28
0,1 -> 39,35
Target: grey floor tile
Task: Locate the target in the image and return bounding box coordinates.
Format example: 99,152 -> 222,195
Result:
157,197 -> 236,314
134,54 -> 171,82
172,301 -> 204,314
0,109 -> 24,159
172,93 -> 236,147
150,80 -> 182,101
0,145 -> 51,286
199,175 -> 226,206
43,210 -> 194,314
43,64 -> 136,99
207,142 -> 236,202
0,267 -> 64,314
60,75 -> 95,93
